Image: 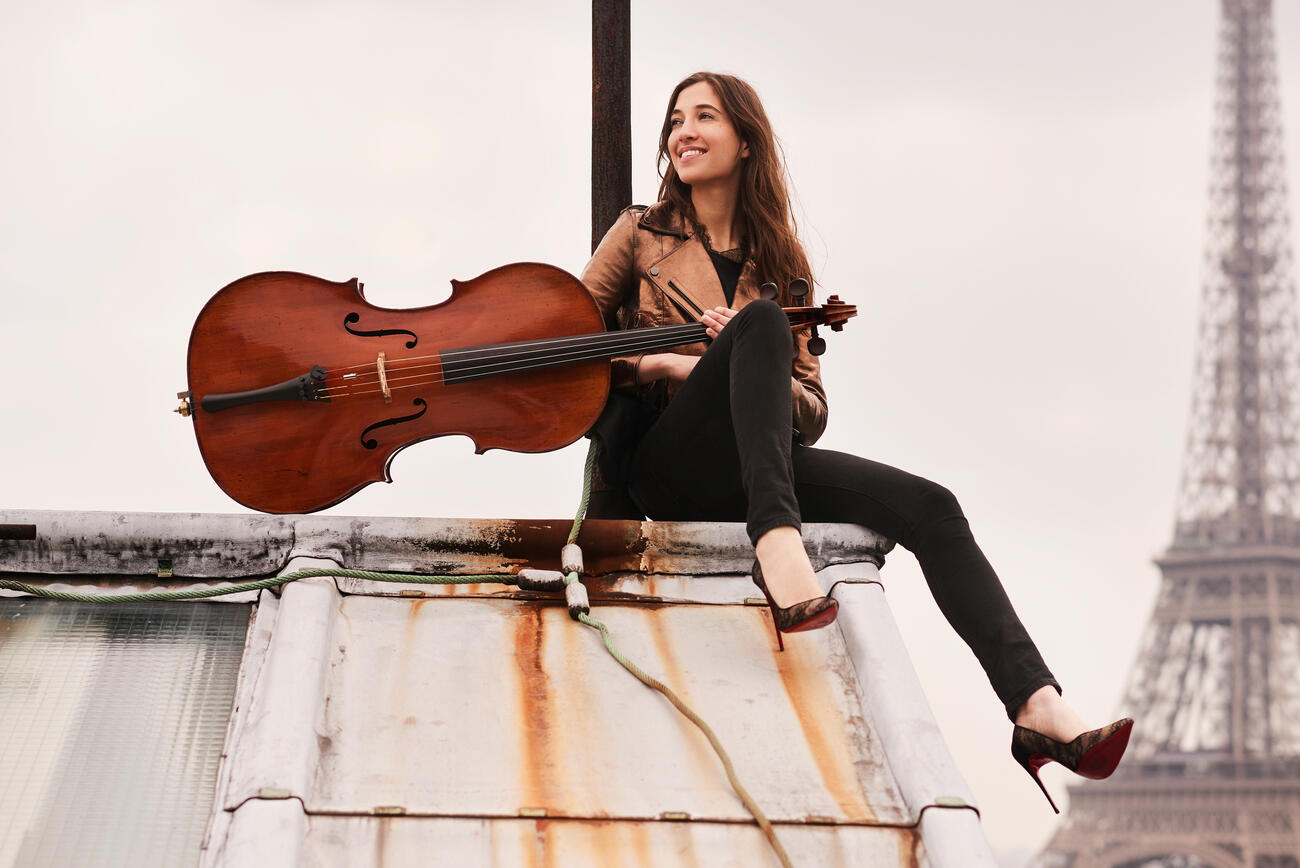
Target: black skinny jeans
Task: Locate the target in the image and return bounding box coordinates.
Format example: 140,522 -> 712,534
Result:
626,300 -> 1060,721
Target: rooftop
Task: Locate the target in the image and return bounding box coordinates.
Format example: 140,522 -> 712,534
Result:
0,509 -> 996,867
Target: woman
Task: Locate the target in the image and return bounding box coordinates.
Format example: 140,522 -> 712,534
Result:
580,71 -> 1131,812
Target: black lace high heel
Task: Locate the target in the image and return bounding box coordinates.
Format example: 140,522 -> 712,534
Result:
1011,718 -> 1134,814
750,559 -> 839,651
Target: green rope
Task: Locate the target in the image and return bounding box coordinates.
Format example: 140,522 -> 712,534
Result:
566,438 -> 793,867
0,569 -> 509,603
577,611 -> 794,867
567,436 -> 600,545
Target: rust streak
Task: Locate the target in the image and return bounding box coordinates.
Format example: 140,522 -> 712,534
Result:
519,818 -> 540,868
556,600 -> 599,801
643,608 -> 717,776
392,597 -> 424,714
404,597 -> 426,640
626,821 -> 650,868
513,605 -> 554,814
586,818 -> 620,868
388,597 -> 429,800
374,816 -> 390,867
335,596 -> 354,634
907,827 -> 923,867
628,820 -> 653,867
538,818 -> 558,868
773,638 -> 876,822
662,822 -> 706,868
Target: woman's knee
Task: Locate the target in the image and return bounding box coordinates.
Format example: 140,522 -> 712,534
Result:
913,480 -> 967,534
735,298 -> 785,324
732,298 -> 791,345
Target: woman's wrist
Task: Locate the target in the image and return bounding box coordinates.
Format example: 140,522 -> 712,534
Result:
640,353 -> 695,384
638,354 -> 673,382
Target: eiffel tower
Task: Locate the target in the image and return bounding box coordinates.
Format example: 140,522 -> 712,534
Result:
1037,2 -> 1300,866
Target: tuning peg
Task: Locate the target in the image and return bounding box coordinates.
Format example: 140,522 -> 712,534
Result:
788,277 -> 809,300
759,282 -> 778,300
807,325 -> 826,356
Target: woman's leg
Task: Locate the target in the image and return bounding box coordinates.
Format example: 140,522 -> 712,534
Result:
627,300 -> 823,606
627,300 -> 1068,725
789,444 -> 1064,723
628,299 -> 801,543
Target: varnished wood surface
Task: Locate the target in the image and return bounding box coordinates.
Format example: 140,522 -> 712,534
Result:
186,263 -> 609,514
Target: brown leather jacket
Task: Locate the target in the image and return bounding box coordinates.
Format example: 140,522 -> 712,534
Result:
580,202 -> 828,444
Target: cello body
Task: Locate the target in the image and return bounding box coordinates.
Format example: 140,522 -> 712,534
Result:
185,263 -> 609,514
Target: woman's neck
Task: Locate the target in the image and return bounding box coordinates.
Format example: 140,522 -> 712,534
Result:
690,181 -> 743,251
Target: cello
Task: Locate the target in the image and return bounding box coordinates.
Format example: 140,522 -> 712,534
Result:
175,263 -> 855,514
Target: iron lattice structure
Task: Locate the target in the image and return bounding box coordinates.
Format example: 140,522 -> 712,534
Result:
1039,1 -> 1300,866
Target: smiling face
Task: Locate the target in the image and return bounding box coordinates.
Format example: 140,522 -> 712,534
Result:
667,81 -> 749,188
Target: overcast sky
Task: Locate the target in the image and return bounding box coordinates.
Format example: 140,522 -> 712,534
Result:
5,0 -> 1300,860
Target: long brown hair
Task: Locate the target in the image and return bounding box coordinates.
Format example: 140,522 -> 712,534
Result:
657,72 -> 812,302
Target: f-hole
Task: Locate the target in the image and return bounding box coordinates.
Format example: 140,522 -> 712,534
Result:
344,313 -> 419,349
360,399 -> 428,449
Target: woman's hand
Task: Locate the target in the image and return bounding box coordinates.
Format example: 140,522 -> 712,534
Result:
701,306 -> 738,338
639,353 -> 698,384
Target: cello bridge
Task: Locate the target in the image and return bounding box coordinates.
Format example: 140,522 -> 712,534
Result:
376,352 -> 393,404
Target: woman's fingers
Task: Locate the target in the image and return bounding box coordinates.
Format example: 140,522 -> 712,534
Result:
702,307 -> 738,338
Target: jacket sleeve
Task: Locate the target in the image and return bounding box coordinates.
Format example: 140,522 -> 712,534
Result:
580,209 -> 643,390
791,325 -> 828,445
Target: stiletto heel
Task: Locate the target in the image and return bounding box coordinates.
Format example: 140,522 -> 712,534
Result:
750,559 -> 839,652
753,570 -> 786,651
1014,750 -> 1060,814
1010,718 -> 1134,814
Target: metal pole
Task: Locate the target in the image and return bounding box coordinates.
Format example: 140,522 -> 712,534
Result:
591,0 -> 631,253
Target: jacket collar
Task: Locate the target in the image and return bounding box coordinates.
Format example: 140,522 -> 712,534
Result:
637,200 -> 763,316
638,200 -> 692,239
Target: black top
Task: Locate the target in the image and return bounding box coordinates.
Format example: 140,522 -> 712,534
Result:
708,249 -> 743,308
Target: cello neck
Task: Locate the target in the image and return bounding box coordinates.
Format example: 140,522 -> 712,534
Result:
440,322 -> 710,384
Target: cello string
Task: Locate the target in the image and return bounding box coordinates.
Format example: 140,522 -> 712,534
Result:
311,308 -> 835,398
318,333 -> 705,397
323,332 -> 701,390
392,329 -> 707,383
315,325 -> 709,394
323,322 -> 708,373
440,323 -> 705,358
319,303 -> 832,375
327,324 -> 706,378
384,325 -> 704,378
315,330 -> 713,399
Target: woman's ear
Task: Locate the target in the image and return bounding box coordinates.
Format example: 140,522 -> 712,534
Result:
740,141 -> 750,158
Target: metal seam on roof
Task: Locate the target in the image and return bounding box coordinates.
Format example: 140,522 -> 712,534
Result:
220,559 -> 341,809
821,562 -> 997,865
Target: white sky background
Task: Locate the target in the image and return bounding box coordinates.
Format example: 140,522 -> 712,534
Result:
4,0 -> 1300,859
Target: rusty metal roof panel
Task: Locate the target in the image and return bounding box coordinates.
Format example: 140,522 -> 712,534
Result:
311,595 -> 899,823
0,511 -> 996,866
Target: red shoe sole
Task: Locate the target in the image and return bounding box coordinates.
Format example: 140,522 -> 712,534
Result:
1076,719 -> 1133,780
782,601 -> 839,633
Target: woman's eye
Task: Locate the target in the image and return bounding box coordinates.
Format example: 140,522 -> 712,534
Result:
670,118 -> 683,127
